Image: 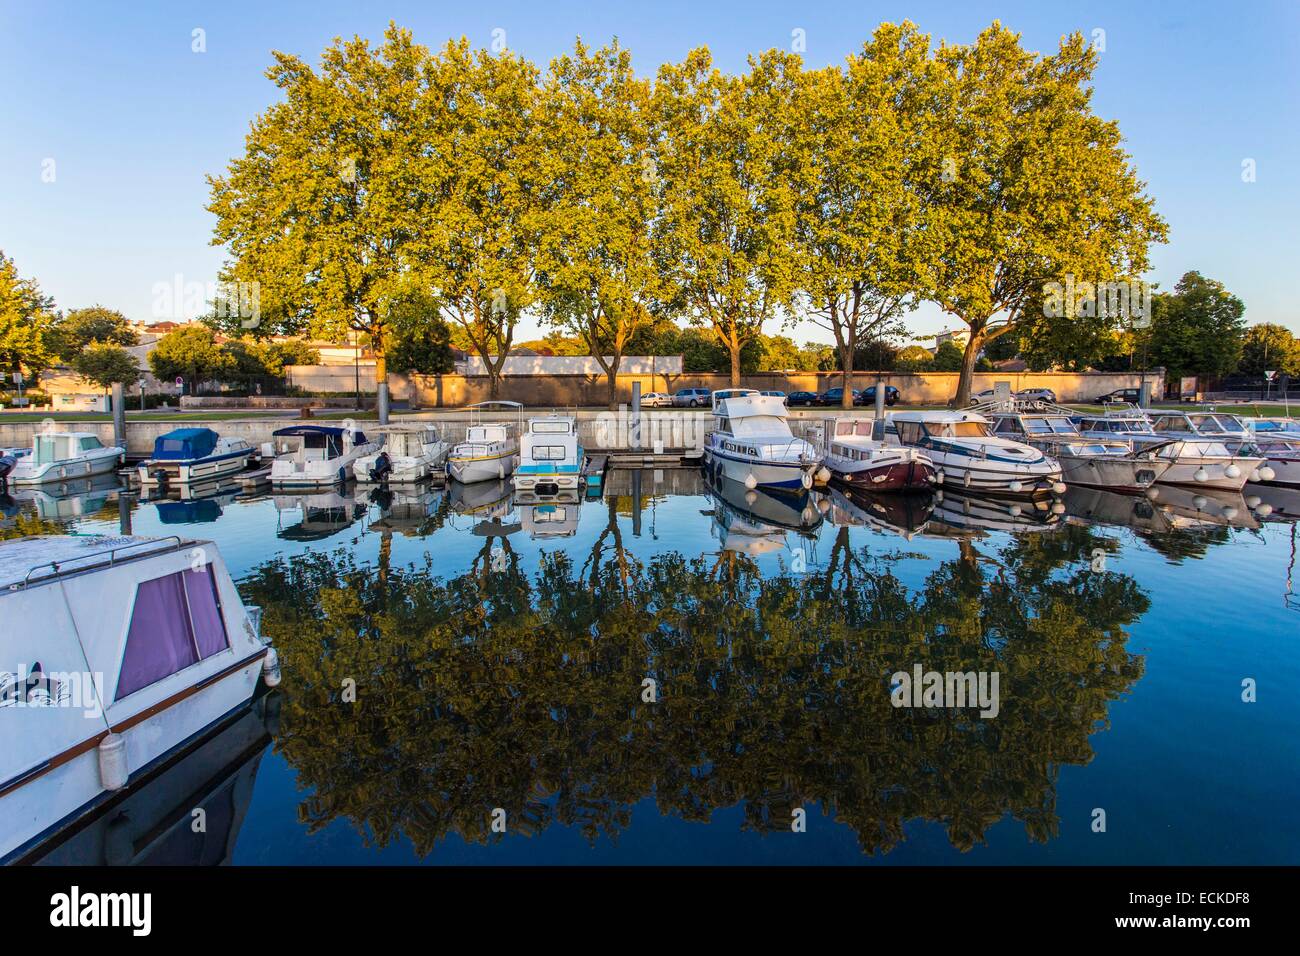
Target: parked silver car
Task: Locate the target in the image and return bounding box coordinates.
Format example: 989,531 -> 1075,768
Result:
671,388 -> 712,408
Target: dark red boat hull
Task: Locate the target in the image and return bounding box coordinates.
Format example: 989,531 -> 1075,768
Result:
832,459 -> 936,492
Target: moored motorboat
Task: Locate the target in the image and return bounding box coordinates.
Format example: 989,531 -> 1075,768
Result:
7,432 -> 124,486
703,389 -> 821,492
883,410 -> 1065,497
0,534 -> 278,863
137,427 -> 254,486
269,424 -> 378,488
353,423 -> 450,483
822,417 -> 935,491
513,415 -> 584,492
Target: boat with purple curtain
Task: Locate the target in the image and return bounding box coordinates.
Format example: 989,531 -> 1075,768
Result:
0,534 -> 280,863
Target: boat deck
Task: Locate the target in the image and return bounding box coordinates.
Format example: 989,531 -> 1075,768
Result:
0,534 -> 184,590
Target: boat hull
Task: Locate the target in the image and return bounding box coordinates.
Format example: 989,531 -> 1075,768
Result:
10,451 -> 122,486
1056,454 -> 1170,493
831,457 -> 936,491
138,450 -> 252,486
704,447 -> 817,492
448,452 -> 518,484
270,446 -> 377,488
927,452 -> 1063,497
1156,457 -> 1260,491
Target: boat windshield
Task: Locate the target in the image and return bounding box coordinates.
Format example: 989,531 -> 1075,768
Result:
730,414 -> 791,437
1022,417 -> 1076,435
1189,415 -> 1235,433
933,421 -> 990,439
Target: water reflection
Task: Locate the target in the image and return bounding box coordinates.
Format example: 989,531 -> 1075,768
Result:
239,498 -> 1150,858
274,488 -> 367,542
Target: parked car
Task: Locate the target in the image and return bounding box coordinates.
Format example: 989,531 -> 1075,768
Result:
672,387 -> 713,408
860,384 -> 900,407
1092,387 -> 1142,405
639,391 -> 673,408
759,390 -> 787,401
1015,387 -> 1057,403
786,391 -> 819,407
817,387 -> 862,406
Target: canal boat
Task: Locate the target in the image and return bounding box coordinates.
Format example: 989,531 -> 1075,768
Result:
703,389 -> 822,492
447,403 -> 524,484
984,406 -> 1170,493
1072,409 -> 1264,490
513,415 -> 584,493
137,427 -> 255,486
269,424 -> 378,488
883,410 -> 1066,497
6,432 -> 124,486
821,417 -> 935,491
0,534 -> 278,863
353,423 -> 450,483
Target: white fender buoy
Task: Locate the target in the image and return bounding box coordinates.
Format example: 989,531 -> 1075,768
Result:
98,733 -> 129,791
800,472 -> 812,490
1249,470 -> 1261,482
934,489 -> 943,502
801,506 -> 816,525
1222,506 -> 1238,520
744,490 -> 758,506
1256,503 -> 1273,516
1050,502 -> 1066,515
745,473 -> 758,490
963,471 -> 971,487
816,466 -> 831,484
1052,481 -> 1067,494
1193,467 -> 1209,483
262,647 -> 282,688
1259,466 -> 1276,481
1245,495 -> 1262,508
1008,504 -> 1022,517
1193,495 -> 1208,510
1008,481 -> 1023,493
498,463 -> 505,479
934,470 -> 945,485
1225,464 -> 1241,479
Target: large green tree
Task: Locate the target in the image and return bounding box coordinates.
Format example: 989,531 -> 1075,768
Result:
1237,323 -> 1300,379
208,24 -> 436,391
51,306 -> 138,362
148,324 -> 235,393
923,24 -> 1167,405
791,23 -> 935,407
535,40 -> 659,409
72,343 -> 140,392
1146,271 -> 1246,383
0,250 -> 58,379
653,48 -> 799,386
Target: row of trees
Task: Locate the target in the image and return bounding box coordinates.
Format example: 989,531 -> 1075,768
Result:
208,20 -> 1166,408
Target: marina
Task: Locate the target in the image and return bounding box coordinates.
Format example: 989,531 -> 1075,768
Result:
2,446 -> 1298,864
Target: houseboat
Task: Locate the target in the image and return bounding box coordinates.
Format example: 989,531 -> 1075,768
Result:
703,389 -> 822,492
883,411 -> 1065,497
986,407 -> 1170,493
353,423 -> 450,483
821,417 -> 935,491
137,428 -> 254,486
513,416 -> 584,493
6,432 -> 123,486
268,424 -> 378,488
0,534 -> 278,863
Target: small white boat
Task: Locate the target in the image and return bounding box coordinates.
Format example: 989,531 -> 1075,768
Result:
137,427 -> 254,486
513,416 -> 584,492
353,423 -> 449,483
822,418 -> 935,491
7,432 -> 123,486
703,389 -> 821,492
0,534 -> 278,863
447,402 -> 523,484
884,411 -> 1065,496
269,424 -> 378,488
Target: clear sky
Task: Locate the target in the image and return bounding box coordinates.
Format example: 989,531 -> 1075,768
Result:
2,0 -> 1297,345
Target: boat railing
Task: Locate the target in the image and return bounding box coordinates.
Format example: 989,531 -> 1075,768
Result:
756,438 -> 814,462
13,535 -> 188,591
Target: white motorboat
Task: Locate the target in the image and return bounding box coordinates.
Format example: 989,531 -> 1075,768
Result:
883,411 -> 1065,496
0,534 -> 278,863
822,418 -> 936,491
985,405 -> 1170,493
513,416 -> 584,492
353,423 -> 450,483
137,427 -> 254,486
1073,408 -> 1264,491
7,432 -> 124,486
268,424 -> 378,488
447,403 -> 523,484
703,389 -> 821,492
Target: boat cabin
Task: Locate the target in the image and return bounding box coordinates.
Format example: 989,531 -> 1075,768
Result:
31,432 -> 108,465
272,425 -> 367,461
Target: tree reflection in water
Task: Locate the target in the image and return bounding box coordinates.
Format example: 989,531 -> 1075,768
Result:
239,512 -> 1148,859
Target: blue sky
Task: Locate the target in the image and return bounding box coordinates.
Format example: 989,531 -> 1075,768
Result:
2,0 -> 1297,344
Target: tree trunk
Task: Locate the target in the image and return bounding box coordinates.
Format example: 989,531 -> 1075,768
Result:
955,330 -> 984,407
729,341 -> 741,388
606,365 -> 619,411
840,326 -> 856,409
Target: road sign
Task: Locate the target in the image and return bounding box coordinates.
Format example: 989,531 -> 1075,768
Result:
1265,370 -> 1277,381
175,376 -> 184,387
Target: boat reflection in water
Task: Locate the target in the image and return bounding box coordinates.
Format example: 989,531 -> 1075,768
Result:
1066,485 -> 1258,533
359,481 -> 448,537
826,484 -> 933,539
18,694 -> 277,865
5,473 -> 121,523
704,471 -> 822,557
274,487 -> 365,542
929,487 -> 1064,535
148,480 -> 244,525
518,489 -> 581,540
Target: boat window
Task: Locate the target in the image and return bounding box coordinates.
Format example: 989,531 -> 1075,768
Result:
33,435 -> 61,465
79,436 -> 103,451
1045,418 -> 1076,434
941,421 -> 990,438
532,445 -> 567,461
994,419 -> 1021,433
895,422 -> 924,445
1153,417 -> 1182,432
531,421 -> 571,434
1189,415 -> 1226,433
116,567 -> 229,700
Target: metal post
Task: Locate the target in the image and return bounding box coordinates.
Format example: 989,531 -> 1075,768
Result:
118,492 -> 132,536
377,382 -> 390,424
874,377 -> 886,419
111,382 -> 126,450
630,381 -> 642,451
631,468 -> 642,537
1139,380 -> 1151,408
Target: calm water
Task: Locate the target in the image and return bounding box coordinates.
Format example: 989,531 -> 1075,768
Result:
5,470 -> 1299,865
